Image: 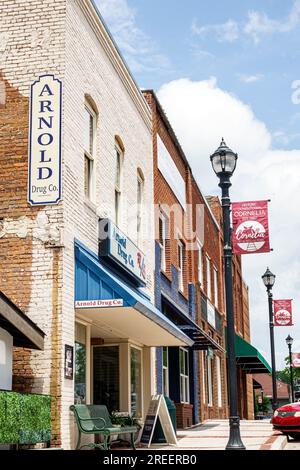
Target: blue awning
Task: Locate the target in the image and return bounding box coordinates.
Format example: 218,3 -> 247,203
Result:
75,240 -> 193,347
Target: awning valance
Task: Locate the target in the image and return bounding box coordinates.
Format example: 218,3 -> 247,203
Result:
75,241 -> 193,347
234,334 -> 272,374
0,291 -> 45,350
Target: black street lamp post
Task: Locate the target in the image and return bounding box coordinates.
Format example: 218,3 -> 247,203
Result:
210,138 -> 246,451
286,335 -> 295,403
262,268 -> 278,411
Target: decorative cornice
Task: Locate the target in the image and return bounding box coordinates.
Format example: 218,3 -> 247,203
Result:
79,0 -> 152,131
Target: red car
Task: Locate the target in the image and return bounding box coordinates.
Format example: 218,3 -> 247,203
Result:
272,402 -> 300,439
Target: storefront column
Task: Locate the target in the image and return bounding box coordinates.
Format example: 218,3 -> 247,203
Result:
86,324 -> 91,404
119,342 -> 130,413
143,347 -> 152,417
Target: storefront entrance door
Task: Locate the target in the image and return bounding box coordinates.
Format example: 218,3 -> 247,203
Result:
93,346 -> 119,413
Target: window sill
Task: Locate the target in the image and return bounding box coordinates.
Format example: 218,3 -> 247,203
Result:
84,197 -> 98,214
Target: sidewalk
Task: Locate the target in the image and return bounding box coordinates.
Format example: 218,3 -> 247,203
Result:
146,420 -> 287,451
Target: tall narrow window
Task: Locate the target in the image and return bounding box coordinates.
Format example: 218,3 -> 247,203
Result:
197,240 -> 203,285
115,143 -> 123,226
207,353 -> 213,407
216,356 -> 222,408
162,347 -> 169,397
206,256 -> 211,299
75,323 -> 87,404
202,351 -> 206,404
84,104 -> 96,200
214,267 -> 219,309
159,212 -> 167,272
180,348 -> 190,403
178,240 -> 185,292
137,170 -> 144,243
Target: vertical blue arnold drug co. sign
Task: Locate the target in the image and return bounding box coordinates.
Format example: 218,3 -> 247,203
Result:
28,75 -> 62,206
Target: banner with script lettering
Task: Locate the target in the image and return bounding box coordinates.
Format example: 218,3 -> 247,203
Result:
232,200 -> 271,255
274,299 -> 293,326
28,74 -> 62,205
292,353 -> 300,368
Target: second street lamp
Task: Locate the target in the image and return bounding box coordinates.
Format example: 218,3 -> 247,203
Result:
210,138 -> 246,451
262,267 -> 278,411
286,334 -> 295,403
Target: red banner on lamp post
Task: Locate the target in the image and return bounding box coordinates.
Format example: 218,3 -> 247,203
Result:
292,353 -> 300,368
274,300 -> 293,326
232,200 -> 271,255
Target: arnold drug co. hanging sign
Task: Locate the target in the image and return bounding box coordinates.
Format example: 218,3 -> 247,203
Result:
28,75 -> 62,206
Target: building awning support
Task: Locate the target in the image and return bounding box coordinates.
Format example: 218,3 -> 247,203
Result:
0,291 -> 45,350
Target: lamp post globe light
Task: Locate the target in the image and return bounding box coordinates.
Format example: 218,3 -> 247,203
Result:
286,334 -> 295,403
262,268 -> 278,411
210,139 -> 246,450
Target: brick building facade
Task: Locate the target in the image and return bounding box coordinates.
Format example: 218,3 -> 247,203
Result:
0,0 -> 194,449
144,90 -> 228,427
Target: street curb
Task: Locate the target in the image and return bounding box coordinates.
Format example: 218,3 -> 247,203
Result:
260,433 -> 287,450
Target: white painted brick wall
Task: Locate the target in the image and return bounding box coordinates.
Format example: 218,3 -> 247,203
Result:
1,0 -> 155,450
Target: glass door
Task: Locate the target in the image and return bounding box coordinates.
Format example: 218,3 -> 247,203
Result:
93,346 -> 120,413
130,347 -> 142,418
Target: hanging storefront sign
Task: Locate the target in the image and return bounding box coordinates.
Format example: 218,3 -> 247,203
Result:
75,299 -> 124,309
99,219 -> 147,286
274,300 -> 293,326
292,353 -> 300,368
232,201 -> 271,255
28,74 -> 62,206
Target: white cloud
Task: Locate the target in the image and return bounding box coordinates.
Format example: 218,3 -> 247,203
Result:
95,0 -> 171,73
238,74 -> 264,84
157,78 -> 300,369
244,0 -> 300,43
191,18 -> 239,43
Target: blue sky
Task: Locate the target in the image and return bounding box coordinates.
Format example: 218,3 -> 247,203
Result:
96,0 -> 300,369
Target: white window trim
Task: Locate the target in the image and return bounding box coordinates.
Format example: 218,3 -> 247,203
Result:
115,143 -> 123,227
137,172 -> 144,244
178,240 -> 184,293
159,212 -> 167,272
180,347 -> 190,404
207,354 -> 213,407
84,103 -> 96,202
162,347 -> 169,397
213,267 -> 219,309
206,255 -> 211,300
130,345 -> 143,418
216,355 -> 222,408
197,239 -> 203,285
202,351 -> 206,404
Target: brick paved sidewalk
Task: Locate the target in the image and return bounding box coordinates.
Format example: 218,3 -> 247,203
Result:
145,420 -> 287,451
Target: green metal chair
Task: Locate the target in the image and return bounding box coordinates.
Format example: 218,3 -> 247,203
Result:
70,405 -> 137,450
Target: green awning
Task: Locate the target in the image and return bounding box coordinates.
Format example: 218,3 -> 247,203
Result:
234,334 -> 272,374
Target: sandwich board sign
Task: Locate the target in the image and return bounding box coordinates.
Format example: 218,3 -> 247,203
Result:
139,395 -> 177,448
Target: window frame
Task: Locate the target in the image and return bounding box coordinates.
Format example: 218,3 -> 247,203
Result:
206,255 -> 211,300
137,170 -> 144,243
162,347 -> 169,397
178,239 -> 185,293
213,267 -> 219,309
207,353 -> 213,407
180,347 -> 190,404
197,239 -> 203,285
84,103 -> 96,201
159,212 -> 167,272
216,355 -> 222,408
115,142 -> 123,227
